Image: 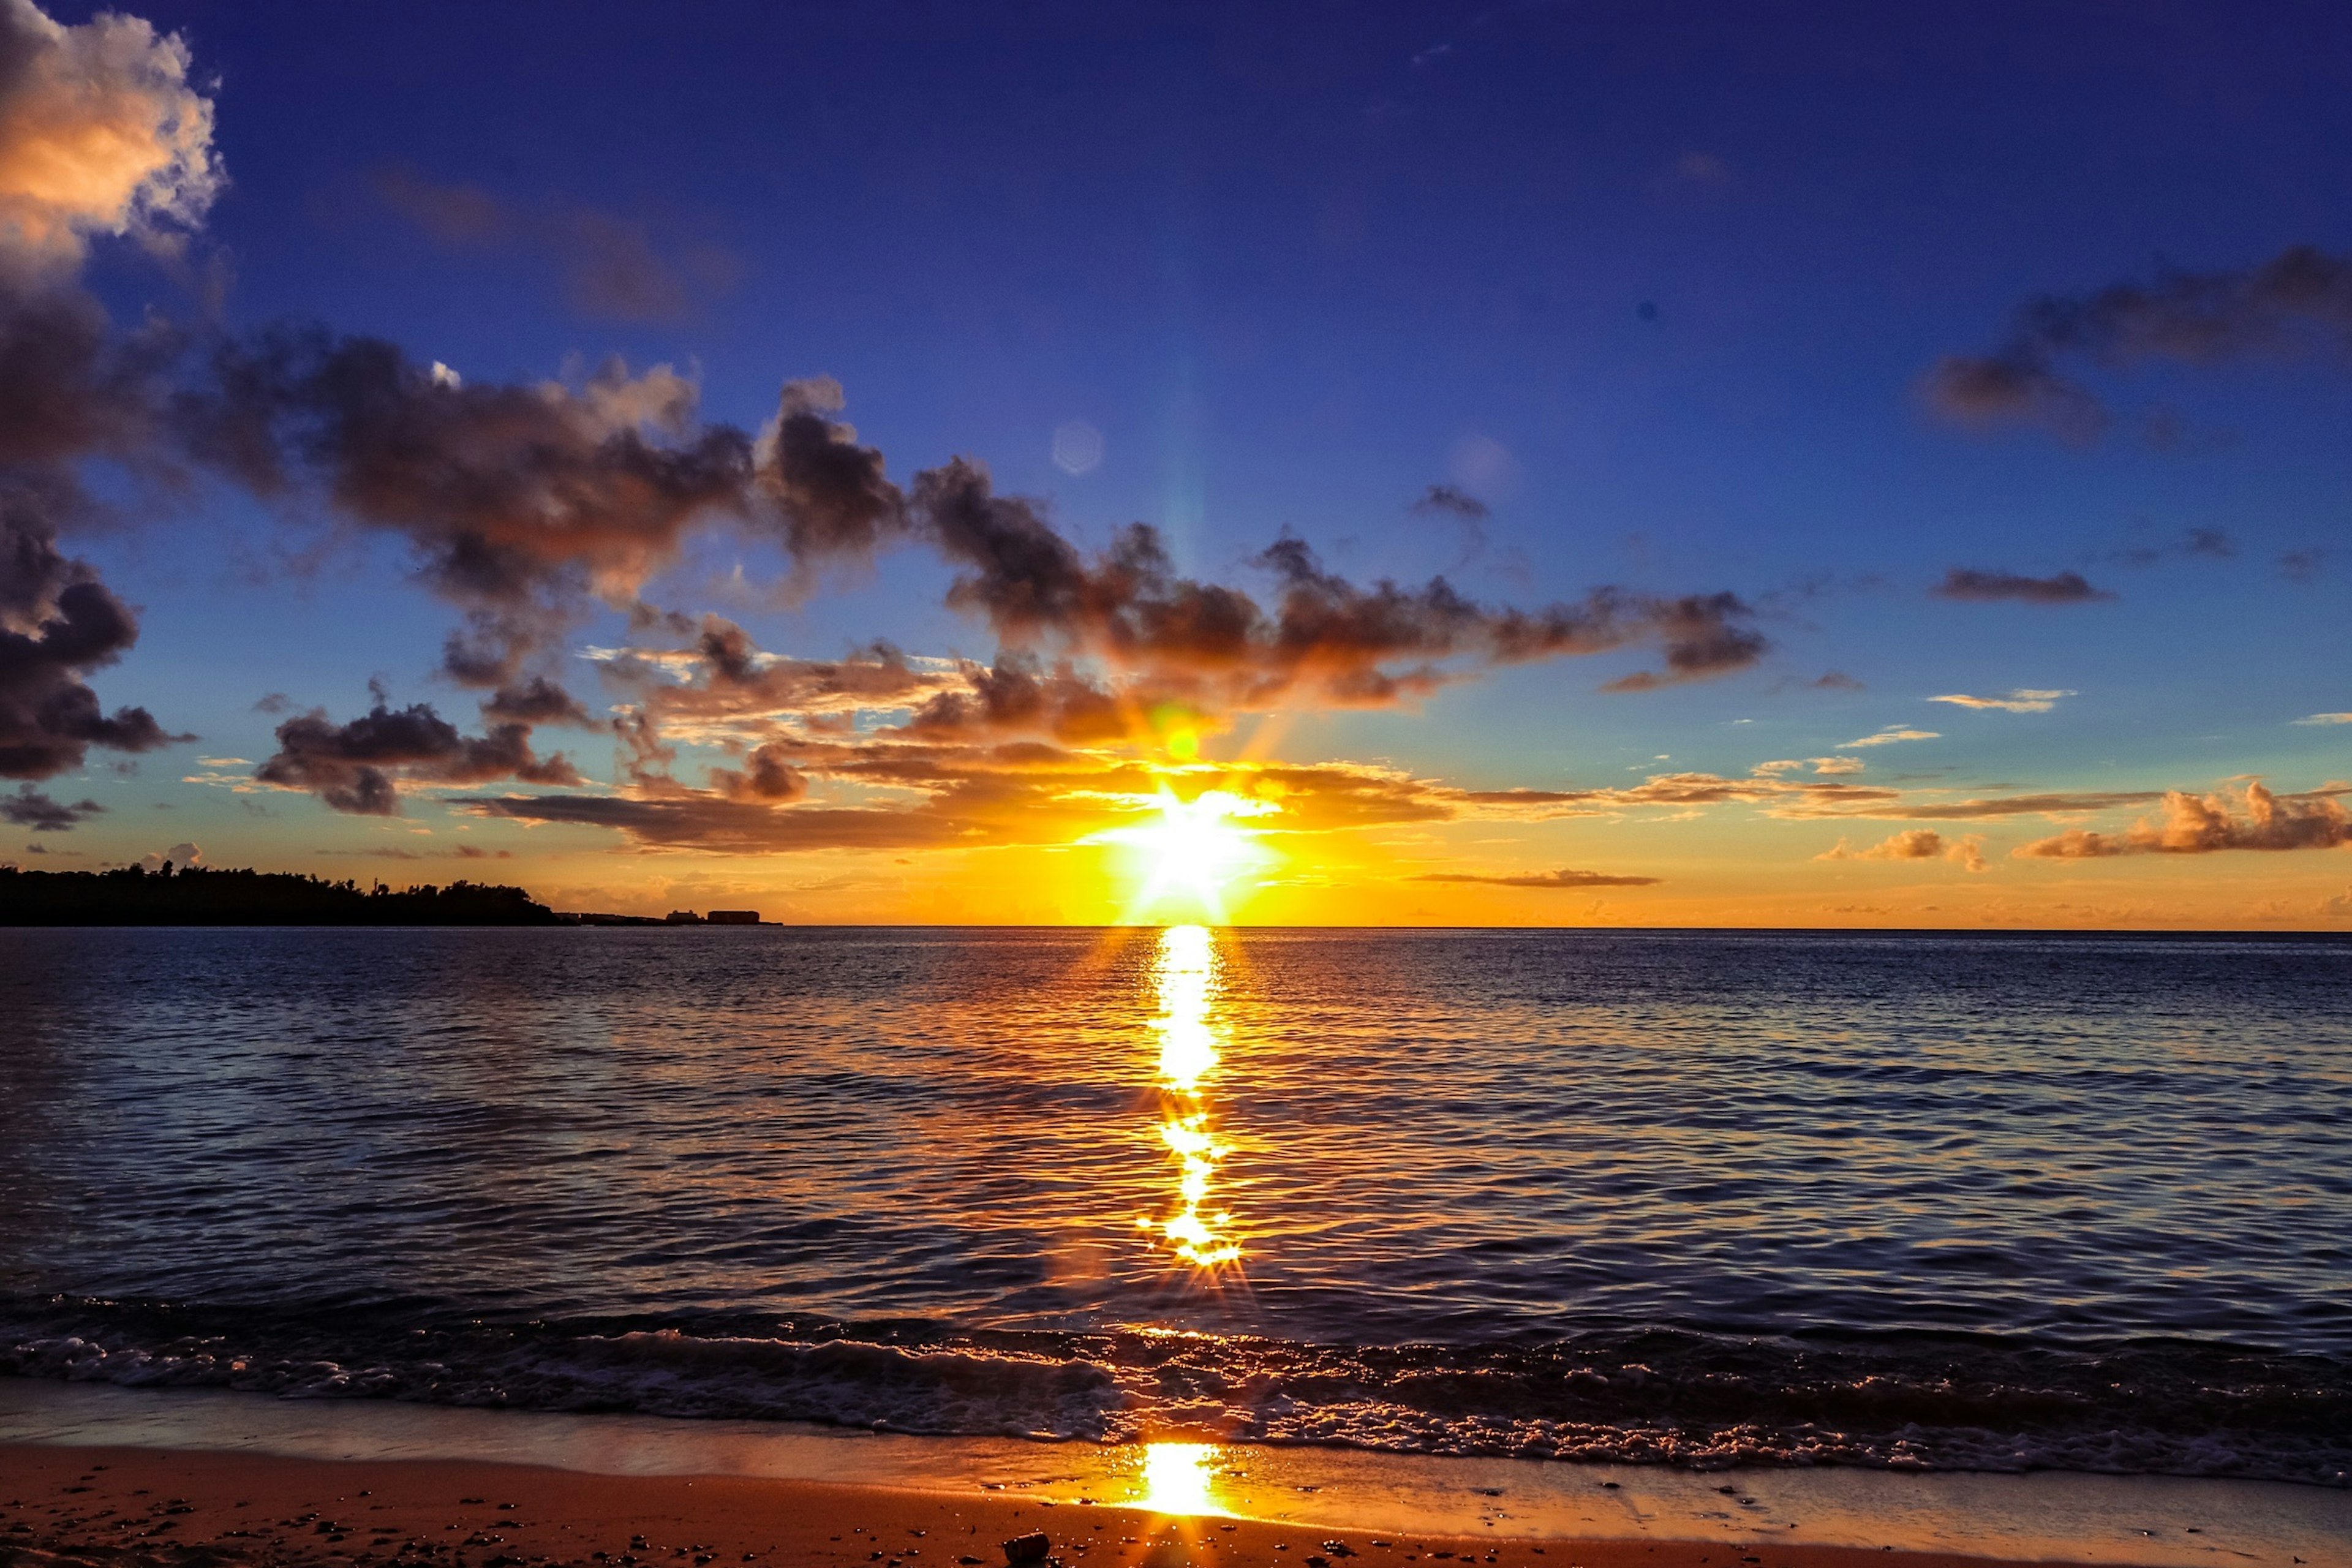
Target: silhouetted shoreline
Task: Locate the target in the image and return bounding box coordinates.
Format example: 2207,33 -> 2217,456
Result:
0,864 -> 560,925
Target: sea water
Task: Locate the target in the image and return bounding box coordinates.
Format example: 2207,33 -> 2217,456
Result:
1,925 -> 2345,1483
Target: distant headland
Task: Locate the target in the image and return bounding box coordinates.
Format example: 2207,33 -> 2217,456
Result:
0,864 -> 560,925
0,864 -> 772,926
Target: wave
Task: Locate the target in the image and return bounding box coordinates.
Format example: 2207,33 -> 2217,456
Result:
4,1297 -> 2346,1487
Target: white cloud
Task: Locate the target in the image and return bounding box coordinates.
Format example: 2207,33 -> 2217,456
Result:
1929,688 -> 2075,713
2292,712 -> 2352,726
1838,726 -> 1941,750
0,0 -> 220,271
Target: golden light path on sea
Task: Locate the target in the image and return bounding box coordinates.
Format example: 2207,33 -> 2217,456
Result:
1141,924 -> 1241,1268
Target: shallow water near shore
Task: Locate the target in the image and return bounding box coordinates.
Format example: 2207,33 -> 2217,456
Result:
2,925 -> 2348,1483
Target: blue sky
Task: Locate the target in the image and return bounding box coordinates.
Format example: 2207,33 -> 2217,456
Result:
9,0 -> 2350,922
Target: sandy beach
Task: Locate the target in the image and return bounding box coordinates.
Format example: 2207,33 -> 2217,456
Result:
1,1441 -> 2122,1568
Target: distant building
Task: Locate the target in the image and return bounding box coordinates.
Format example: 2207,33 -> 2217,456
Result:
663,910 -> 702,924
706,909 -> 761,925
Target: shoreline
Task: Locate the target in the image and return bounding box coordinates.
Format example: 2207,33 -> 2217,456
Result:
2,1382 -> 2345,1568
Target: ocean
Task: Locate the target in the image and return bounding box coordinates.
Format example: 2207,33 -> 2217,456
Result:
1,925 -> 2346,1486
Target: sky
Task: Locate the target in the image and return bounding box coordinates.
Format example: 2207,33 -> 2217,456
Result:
2,0 -> 2349,925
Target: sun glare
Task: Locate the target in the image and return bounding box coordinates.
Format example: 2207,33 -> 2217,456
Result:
1096,787 -> 1274,922
1139,1441 -> 1221,1515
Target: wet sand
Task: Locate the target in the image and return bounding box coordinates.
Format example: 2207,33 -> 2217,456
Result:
3,1382 -> 2346,1568
0,1442 -> 2087,1568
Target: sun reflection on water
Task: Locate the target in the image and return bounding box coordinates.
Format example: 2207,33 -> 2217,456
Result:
1139,1441 -> 1220,1515
1141,925 -> 1241,1267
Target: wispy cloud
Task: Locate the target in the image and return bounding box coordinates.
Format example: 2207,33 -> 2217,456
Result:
1933,568 -> 2113,605
2292,712 -> 2352,726
1838,726 -> 1940,750
1929,688 -> 2075,713
1409,867 -> 1660,889
1924,245 -> 2352,441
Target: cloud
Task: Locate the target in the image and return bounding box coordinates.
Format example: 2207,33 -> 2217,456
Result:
2109,526 -> 2239,569
1809,756 -> 1866,775
1815,827 -> 1988,871
133,839 -> 198,872
481,676 -> 594,727
756,376 -> 909,569
1926,246 -> 2352,439
1458,770 -> 1899,818
2325,888 -> 2352,918
1838,726 -> 1940,750
1811,671 -> 1864,691
1,502 -> 186,777
2292,712 -> 2352,726
374,165 -> 736,325
1780,789 -> 2161,822
254,692 -> 584,815
2281,548 -> 2328,584
905,458 -> 1768,706
0,0 -> 217,273
0,780 -> 97,829
1933,568 -> 2113,604
2016,781 -> 2350,858
0,1 -> 217,778
1410,484 -> 1489,519
176,336 -> 755,686
319,842 -> 513,861
1409,867 -> 1660,888
1929,688 -> 2075,713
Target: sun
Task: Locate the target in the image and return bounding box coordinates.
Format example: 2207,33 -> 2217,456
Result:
1094,787 -> 1274,922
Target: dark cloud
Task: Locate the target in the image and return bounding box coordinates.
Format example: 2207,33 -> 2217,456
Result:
481,676 -> 594,728
1926,245 -> 2352,437
709,742 -> 807,803
255,695 -> 583,815
899,459 -> 1769,706
0,501 -> 183,777
459,791 -> 971,853
1596,593 -> 1770,692
758,377 -> 909,567
1410,867 -> 1659,888
1933,567 -> 2113,605
1,782 -> 101,831
175,332 -> 755,683
1410,484 -> 1489,520
2018,781 -> 2350,858
1812,670 -> 1864,690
